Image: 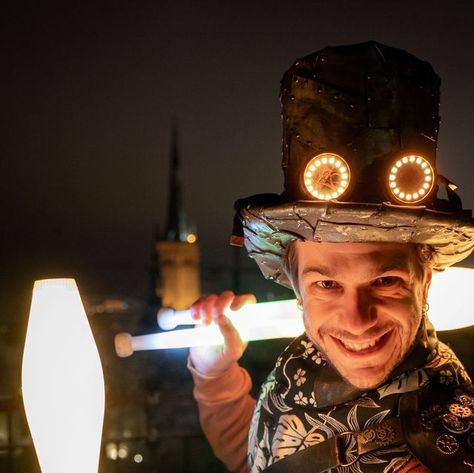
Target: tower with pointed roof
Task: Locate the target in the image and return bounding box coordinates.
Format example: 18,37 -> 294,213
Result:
155,123 -> 201,310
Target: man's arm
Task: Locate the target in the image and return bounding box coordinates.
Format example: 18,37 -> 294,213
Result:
188,291 -> 257,473
189,360 -> 255,473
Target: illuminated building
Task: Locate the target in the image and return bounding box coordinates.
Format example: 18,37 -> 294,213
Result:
155,123 -> 201,310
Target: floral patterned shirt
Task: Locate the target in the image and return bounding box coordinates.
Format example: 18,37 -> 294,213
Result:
248,319 -> 470,473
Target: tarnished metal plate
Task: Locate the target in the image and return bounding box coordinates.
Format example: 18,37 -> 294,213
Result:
240,201 -> 474,288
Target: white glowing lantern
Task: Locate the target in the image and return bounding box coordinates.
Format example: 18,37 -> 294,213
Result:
22,279 -> 105,473
303,153 -> 351,201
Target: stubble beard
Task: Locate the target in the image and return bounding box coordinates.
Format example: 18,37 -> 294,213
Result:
307,322 -> 419,390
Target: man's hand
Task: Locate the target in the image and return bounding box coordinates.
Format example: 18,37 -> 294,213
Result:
189,290 -> 256,376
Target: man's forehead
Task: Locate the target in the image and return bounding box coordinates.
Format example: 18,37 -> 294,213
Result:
296,241 -> 415,276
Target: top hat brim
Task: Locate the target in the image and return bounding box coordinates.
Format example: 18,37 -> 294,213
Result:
239,200 -> 474,289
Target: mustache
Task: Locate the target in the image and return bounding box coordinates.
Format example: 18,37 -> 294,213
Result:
322,324 -> 395,342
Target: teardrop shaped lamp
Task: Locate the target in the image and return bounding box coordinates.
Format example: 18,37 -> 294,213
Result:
22,279 -> 105,473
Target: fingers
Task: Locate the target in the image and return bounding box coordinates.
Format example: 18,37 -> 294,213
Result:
230,293 -> 256,311
190,297 -> 205,322
188,291 -> 255,375
190,294 -> 218,325
190,291 -> 257,325
214,290 -> 235,317
217,314 -> 248,359
191,291 -> 240,326
202,294 -> 218,325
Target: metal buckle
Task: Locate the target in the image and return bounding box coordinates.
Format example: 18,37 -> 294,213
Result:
335,432 -> 359,467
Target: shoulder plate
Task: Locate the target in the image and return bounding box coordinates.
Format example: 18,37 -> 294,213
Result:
400,382 -> 474,472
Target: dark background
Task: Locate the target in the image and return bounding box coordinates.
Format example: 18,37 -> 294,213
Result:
2,2 -> 474,472
2,1 -> 474,327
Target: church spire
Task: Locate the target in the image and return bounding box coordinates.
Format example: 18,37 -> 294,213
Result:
156,121 -> 201,310
165,121 -> 187,241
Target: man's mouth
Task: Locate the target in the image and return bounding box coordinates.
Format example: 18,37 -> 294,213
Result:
331,330 -> 393,356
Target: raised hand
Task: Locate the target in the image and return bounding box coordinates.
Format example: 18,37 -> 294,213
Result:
189,290 -> 256,376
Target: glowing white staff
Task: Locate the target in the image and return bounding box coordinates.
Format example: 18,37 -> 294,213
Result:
115,266 -> 473,357
115,313 -> 304,357
157,298 -> 299,330
22,279 -> 105,473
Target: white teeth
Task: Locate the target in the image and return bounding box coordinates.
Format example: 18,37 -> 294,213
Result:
342,337 -> 380,352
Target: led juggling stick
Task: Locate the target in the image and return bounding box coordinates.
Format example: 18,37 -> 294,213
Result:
22,279 -> 105,473
157,298 -> 299,330
115,267 -> 473,356
115,315 -> 304,357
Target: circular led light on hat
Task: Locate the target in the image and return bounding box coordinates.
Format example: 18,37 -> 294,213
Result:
303,153 -> 351,201
388,155 -> 435,204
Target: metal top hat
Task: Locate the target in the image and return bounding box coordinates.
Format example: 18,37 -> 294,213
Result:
231,42 -> 474,288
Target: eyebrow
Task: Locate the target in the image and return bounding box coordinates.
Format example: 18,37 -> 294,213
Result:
373,251 -> 411,275
376,262 -> 408,274
302,265 -> 335,278
301,259 -> 410,280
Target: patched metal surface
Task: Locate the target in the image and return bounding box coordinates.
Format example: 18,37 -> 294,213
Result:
241,201 -> 474,288
279,42 -> 441,203
234,42 -> 474,289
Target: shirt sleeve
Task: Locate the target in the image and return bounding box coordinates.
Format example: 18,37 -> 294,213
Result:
188,358 -> 256,473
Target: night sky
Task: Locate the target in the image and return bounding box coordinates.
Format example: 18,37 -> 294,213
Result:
2,1 -> 474,330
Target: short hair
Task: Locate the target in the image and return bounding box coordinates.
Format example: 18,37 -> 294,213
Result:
282,241 -> 437,298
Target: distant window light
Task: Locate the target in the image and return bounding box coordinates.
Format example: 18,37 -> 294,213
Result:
118,443 -> 128,459
105,442 -> 118,460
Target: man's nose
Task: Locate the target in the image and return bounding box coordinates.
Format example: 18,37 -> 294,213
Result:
339,288 -> 377,334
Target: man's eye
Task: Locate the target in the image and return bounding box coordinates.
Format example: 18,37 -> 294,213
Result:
315,280 -> 338,289
373,276 -> 399,287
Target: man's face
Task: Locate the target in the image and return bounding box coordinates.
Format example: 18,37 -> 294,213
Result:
296,241 -> 431,390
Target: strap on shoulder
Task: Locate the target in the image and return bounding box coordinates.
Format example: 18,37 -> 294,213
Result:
263,417 -> 404,473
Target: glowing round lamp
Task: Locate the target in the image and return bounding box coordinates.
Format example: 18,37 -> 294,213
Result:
388,155 -> 434,204
22,279 -> 105,473
303,153 -> 351,201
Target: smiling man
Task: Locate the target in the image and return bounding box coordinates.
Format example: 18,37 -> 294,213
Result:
188,43 -> 474,473
294,242 -> 431,390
